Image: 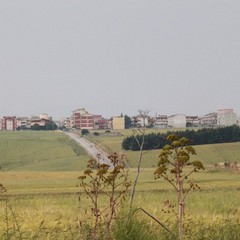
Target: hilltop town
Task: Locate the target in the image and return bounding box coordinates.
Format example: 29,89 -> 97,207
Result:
1,107 -> 239,131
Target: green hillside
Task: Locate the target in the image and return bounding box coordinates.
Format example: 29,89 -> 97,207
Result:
124,142 -> 240,168
86,130 -> 240,168
0,131 -> 89,171
1,130 -> 240,171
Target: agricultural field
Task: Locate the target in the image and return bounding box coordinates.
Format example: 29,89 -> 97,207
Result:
0,131 -> 89,171
1,168 -> 240,239
0,130 -> 240,239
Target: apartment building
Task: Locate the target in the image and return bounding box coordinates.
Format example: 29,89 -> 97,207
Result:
39,114 -> 51,121
154,115 -> 168,128
200,112 -> 218,127
112,116 -> 125,130
2,116 -> 17,130
30,118 -> 52,127
131,115 -> 149,128
16,117 -> 29,129
217,109 -> 237,126
63,118 -> 72,129
72,108 -> 107,130
168,114 -> 186,128
186,116 -> 199,127
94,115 -> 108,129
72,108 -> 94,129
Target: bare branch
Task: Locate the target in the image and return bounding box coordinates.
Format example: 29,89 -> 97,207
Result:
138,208 -> 170,233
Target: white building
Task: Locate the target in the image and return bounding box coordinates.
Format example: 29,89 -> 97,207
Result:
217,109 -> 237,126
154,115 -> 168,128
186,116 -> 199,127
131,115 -> 149,127
59,117 -> 72,129
199,112 -> 218,127
16,117 -> 29,129
168,114 -> 186,128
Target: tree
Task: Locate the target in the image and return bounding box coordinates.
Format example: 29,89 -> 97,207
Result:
186,122 -> 193,127
122,126 -> 240,150
31,124 -> 41,131
58,126 -> 66,131
45,122 -> 57,130
124,115 -> 132,129
81,129 -> 89,135
154,134 -> 204,240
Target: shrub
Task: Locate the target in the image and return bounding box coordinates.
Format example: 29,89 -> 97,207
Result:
81,129 -> 89,135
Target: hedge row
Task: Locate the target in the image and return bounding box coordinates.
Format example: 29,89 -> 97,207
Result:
122,125 -> 240,151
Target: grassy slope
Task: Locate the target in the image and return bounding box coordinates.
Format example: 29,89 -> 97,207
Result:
86,129 -> 240,167
0,131 -> 90,171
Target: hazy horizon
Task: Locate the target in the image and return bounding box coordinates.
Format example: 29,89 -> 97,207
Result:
1,1 -> 240,119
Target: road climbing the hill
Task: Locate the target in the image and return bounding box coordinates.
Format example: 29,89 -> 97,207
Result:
64,132 -> 113,167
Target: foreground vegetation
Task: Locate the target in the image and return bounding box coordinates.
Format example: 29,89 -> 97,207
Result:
1,168 -> 240,239
0,130 -> 240,239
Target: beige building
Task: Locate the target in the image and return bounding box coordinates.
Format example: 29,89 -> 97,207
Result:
168,114 -> 186,128
112,116 -> 125,130
217,109 -> 237,126
39,113 -> 51,120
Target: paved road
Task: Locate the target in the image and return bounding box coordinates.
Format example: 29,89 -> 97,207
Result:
64,132 -> 113,167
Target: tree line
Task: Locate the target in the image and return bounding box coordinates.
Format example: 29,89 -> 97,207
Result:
122,125 -> 240,151
17,122 -> 58,131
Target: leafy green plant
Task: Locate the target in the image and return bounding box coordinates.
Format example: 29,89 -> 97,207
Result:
154,134 -> 204,240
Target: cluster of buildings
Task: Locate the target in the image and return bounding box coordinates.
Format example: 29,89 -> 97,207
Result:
1,108 -> 239,131
0,114 -> 53,131
138,109 -> 239,129
58,108 -> 110,130
58,108 -> 239,130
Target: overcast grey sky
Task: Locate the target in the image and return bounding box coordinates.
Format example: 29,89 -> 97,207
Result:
0,1 -> 239,119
